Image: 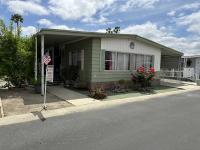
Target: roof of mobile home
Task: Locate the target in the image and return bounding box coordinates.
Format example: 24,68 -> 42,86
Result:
36,28 -> 183,56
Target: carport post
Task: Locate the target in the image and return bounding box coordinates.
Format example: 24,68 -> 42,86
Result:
34,36 -> 37,81
41,35 -> 44,95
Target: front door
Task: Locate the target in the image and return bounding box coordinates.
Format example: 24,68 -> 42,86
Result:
54,45 -> 61,83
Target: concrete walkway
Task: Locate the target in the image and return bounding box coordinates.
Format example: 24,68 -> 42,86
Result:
47,86 -> 100,106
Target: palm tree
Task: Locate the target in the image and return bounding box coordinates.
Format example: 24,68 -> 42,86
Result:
11,14 -> 23,36
106,26 -> 120,34
106,27 -> 113,34
113,26 -> 120,34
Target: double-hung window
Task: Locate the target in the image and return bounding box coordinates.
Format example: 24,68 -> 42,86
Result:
105,51 -> 115,70
105,51 -> 154,71
144,55 -> 153,70
135,54 -> 144,69
117,53 -> 130,70
69,50 -> 84,70
105,51 -> 130,70
132,54 -> 154,70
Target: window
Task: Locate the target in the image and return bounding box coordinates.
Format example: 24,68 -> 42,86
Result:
135,54 -> 144,69
72,52 -> 78,66
117,53 -> 130,70
105,51 -> 115,70
144,55 -> 153,70
104,51 -> 154,71
69,50 -> 84,70
69,52 -> 72,65
105,51 -> 130,70
132,54 -> 153,70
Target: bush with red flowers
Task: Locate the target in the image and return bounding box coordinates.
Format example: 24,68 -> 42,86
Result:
131,66 -> 156,90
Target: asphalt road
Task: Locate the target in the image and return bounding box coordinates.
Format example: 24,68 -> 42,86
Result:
0,90 -> 200,150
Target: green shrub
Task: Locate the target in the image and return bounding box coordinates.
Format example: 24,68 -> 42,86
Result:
0,18 -> 34,88
89,87 -> 107,100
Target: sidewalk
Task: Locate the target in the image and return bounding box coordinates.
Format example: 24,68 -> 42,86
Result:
48,86 -> 100,106
0,84 -> 199,126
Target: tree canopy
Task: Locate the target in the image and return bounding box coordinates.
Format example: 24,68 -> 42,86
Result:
0,16 -> 34,88
106,26 -> 120,34
11,14 -> 23,37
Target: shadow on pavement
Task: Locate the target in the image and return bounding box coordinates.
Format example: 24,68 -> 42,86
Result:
31,110 -> 46,122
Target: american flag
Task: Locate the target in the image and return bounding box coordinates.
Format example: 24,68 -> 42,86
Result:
43,53 -> 51,65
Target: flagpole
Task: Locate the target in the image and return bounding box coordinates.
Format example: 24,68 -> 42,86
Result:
42,52 -> 51,110
43,66 -> 47,110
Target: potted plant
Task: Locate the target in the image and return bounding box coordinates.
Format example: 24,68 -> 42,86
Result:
32,79 -> 41,94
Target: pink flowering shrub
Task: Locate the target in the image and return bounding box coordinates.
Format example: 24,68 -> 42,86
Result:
131,66 -> 156,88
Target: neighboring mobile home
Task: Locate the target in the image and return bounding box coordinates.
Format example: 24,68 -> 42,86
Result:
182,55 -> 200,80
34,29 -> 183,94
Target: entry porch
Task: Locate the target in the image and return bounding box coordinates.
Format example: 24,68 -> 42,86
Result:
35,30 -> 94,95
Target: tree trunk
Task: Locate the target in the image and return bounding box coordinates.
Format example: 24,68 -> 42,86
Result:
17,22 -> 20,37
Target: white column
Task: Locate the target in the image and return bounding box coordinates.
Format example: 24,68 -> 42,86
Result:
184,58 -> 187,68
34,36 -> 38,80
41,35 -> 44,95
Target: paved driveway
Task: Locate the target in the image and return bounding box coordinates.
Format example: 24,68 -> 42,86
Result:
0,90 -> 200,150
0,88 -> 72,116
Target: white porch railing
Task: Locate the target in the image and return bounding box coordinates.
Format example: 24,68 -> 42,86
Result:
160,69 -> 200,81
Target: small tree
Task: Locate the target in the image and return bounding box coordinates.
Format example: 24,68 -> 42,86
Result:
0,18 -> 34,88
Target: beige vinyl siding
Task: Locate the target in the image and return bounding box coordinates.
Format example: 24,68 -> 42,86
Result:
62,37 -> 162,84
90,37 -> 161,83
101,38 -> 161,71
91,38 -> 132,82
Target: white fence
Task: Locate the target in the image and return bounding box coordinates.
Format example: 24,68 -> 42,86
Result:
160,69 -> 200,81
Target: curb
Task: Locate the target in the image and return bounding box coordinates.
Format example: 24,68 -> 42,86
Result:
0,87 -> 199,126
0,97 -> 5,118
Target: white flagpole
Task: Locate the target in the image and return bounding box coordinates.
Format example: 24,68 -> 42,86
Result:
43,66 -> 47,110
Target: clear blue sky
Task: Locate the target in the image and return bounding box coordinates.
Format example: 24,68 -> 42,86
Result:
0,0 -> 200,55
